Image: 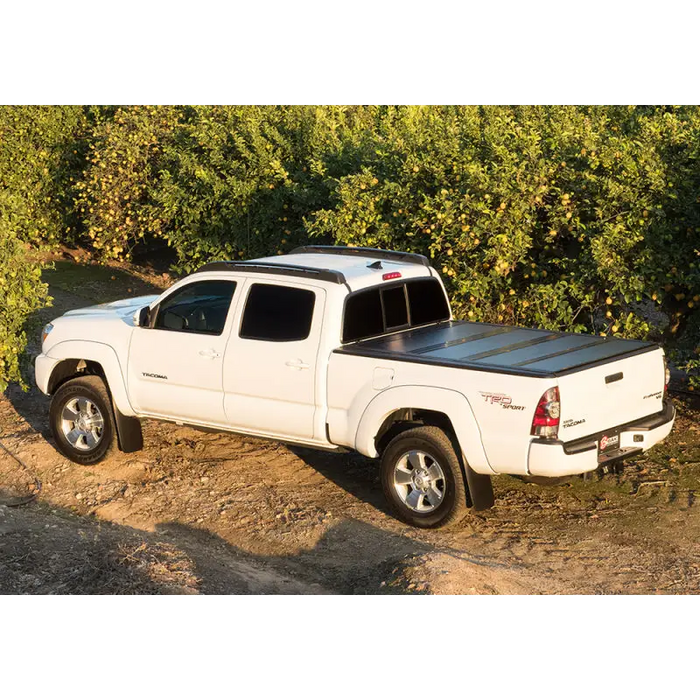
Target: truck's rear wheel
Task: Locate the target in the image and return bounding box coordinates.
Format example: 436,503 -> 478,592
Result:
380,425 -> 468,528
50,376 -> 115,465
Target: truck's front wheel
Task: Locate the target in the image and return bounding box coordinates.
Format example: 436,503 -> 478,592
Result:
50,376 -> 116,465
380,426 -> 468,528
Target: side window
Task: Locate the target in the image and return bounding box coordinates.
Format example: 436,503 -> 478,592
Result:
240,283 -> 316,342
154,280 -> 236,335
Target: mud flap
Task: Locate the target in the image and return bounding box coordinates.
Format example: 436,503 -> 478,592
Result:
465,464 -> 495,511
113,405 -> 143,453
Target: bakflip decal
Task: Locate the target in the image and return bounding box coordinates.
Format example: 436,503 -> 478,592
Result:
600,434 -> 620,450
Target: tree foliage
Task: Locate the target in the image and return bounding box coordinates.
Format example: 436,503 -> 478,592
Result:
2,105 -> 700,388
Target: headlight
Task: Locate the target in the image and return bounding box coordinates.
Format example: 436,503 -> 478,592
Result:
41,323 -> 54,346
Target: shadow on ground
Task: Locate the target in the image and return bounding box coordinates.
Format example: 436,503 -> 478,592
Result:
0,499 -> 431,594
289,446 -> 391,517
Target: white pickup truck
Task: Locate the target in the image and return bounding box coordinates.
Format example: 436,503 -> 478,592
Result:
35,246 -> 675,527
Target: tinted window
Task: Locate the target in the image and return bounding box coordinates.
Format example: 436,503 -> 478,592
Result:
240,284 -> 315,342
382,285 -> 409,329
343,278 -> 450,343
154,280 -> 236,335
342,289 -> 383,343
407,278 -> 450,325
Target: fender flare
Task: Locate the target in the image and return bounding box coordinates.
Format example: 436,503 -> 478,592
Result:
46,340 -> 135,416
354,385 -> 495,475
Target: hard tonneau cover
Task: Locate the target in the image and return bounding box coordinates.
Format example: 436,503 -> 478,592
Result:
334,320 -> 658,378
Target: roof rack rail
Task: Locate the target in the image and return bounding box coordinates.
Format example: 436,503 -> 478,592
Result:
195,260 -> 347,285
290,245 -> 430,267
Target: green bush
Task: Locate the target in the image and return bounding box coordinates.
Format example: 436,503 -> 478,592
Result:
148,105 -> 375,270
306,106 -> 700,344
70,105 -> 700,364
5,105 -> 700,391
0,105 -> 89,247
0,194 -> 51,390
74,105 -> 181,259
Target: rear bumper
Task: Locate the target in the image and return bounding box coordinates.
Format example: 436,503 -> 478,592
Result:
527,400 -> 676,477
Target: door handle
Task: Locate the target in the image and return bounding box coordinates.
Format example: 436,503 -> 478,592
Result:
199,349 -> 220,359
285,359 -> 310,370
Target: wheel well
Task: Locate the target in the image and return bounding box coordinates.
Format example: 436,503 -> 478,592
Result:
48,359 -> 143,455
375,408 -> 458,455
48,359 -> 107,395
374,408 -> 492,511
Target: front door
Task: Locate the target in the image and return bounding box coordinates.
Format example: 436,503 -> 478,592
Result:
128,278 -> 239,425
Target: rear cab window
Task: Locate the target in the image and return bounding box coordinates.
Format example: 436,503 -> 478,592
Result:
342,277 -> 450,343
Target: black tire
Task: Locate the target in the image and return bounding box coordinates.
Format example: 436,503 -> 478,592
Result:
50,375 -> 116,465
380,425 -> 469,528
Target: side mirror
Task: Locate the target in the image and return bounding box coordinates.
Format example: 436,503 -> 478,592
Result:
137,306 -> 151,328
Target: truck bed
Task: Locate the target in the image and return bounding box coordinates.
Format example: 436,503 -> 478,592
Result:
334,320 -> 658,378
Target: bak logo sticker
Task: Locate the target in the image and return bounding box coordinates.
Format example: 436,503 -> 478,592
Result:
479,392 -> 526,411
600,434 -> 619,450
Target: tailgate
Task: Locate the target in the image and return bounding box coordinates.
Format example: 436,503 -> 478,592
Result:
556,347 -> 665,442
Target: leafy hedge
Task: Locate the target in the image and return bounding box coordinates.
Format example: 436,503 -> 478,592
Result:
0,106 -> 86,387
76,106 -> 700,344
2,105 -> 700,388
0,194 -> 50,389
0,105 -> 89,246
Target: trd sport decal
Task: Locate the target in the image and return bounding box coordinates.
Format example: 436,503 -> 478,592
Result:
479,392 -> 526,411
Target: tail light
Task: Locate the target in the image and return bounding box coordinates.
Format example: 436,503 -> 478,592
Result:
531,386 -> 560,439
663,355 -> 670,397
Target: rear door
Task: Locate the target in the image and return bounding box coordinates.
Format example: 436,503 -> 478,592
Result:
223,280 -> 325,440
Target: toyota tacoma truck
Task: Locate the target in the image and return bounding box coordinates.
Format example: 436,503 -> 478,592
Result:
35,246 -> 676,528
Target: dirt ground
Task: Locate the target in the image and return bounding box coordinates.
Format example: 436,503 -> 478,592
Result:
2,255 -> 700,595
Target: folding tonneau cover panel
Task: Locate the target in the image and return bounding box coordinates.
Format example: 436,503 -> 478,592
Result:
334,320 -> 657,378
